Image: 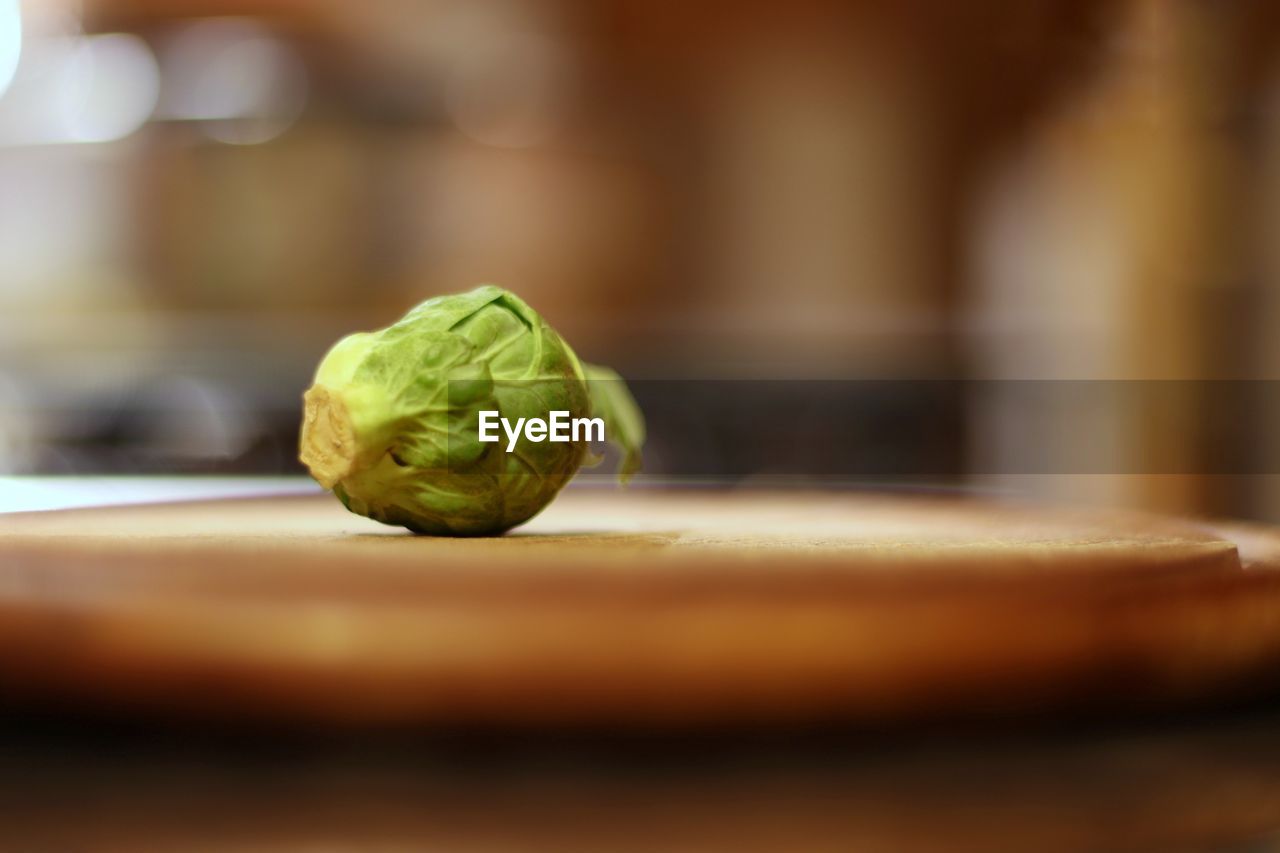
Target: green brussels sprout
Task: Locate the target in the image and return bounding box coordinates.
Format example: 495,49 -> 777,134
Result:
299,285 -> 644,536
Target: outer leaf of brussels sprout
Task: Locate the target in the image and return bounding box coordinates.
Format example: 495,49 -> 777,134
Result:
583,363 -> 645,482
299,285 -> 645,536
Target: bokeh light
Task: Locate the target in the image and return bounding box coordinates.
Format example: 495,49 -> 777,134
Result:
0,0 -> 19,99
158,18 -> 307,145
57,34 -> 158,144
444,31 -> 570,148
0,31 -> 158,146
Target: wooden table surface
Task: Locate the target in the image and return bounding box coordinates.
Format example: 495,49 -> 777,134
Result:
1,487 -> 1279,727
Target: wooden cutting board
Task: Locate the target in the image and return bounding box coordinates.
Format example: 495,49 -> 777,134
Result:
0,489 -> 1278,726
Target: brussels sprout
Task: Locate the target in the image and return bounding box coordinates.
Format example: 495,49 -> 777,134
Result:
299,285 -> 644,536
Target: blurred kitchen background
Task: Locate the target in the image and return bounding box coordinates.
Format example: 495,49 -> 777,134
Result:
3,0 -> 1280,519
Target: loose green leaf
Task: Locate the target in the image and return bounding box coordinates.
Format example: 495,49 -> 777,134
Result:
584,363 -> 645,482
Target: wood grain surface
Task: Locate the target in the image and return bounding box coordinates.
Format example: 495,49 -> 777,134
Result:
0,488 -> 1277,726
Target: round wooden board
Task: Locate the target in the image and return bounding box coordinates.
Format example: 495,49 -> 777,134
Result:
0,488 -> 1277,726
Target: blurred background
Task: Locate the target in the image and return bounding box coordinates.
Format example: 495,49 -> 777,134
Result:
3,0 -> 1280,519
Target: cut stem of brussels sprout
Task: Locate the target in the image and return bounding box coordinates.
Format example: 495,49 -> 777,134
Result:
300,386 -> 357,490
